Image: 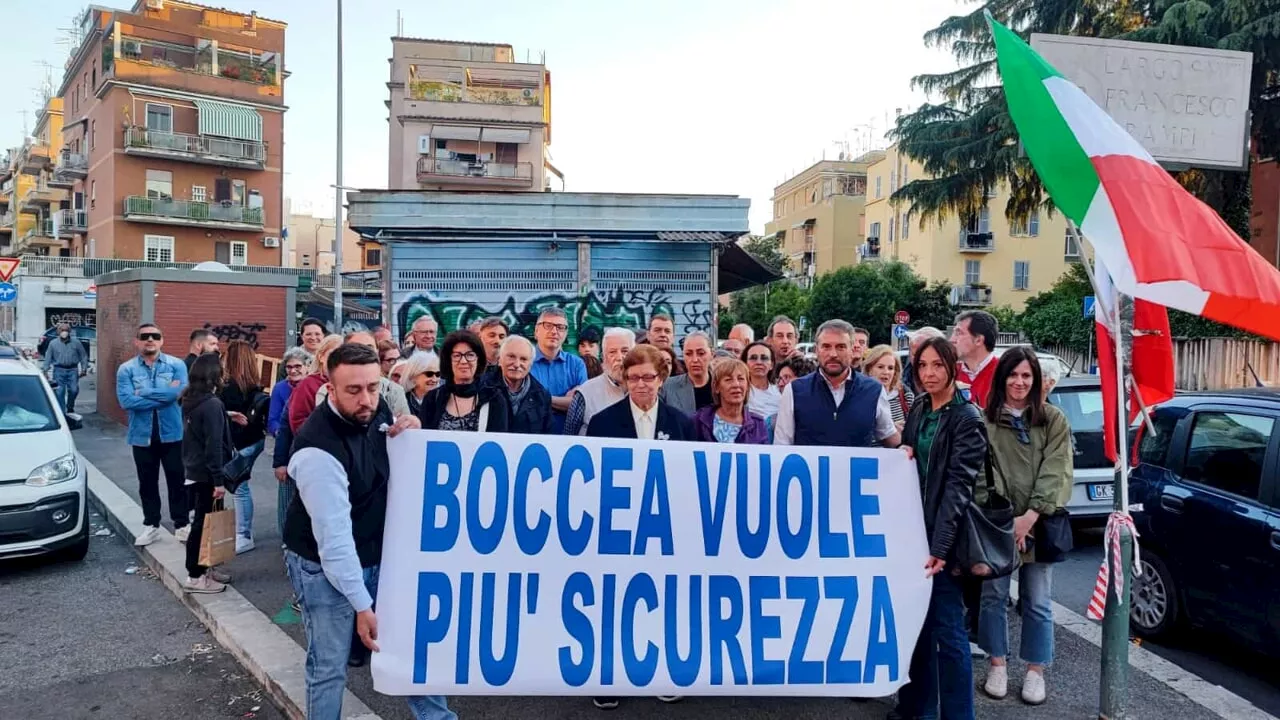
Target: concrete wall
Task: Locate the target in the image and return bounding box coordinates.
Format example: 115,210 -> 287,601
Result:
12,273 -> 96,350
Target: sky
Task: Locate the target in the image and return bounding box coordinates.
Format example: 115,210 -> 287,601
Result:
0,0 -> 963,232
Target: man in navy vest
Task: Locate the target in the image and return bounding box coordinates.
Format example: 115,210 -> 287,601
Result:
774,319 -> 900,448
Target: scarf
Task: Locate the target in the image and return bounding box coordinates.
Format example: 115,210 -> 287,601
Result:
450,380 -> 479,399
505,375 -> 531,413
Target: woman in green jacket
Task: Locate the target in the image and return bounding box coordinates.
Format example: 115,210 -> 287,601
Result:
978,346 -> 1073,707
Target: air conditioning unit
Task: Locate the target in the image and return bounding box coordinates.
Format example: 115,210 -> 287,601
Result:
146,0 -> 164,9
418,135 -> 432,154
262,236 -> 279,248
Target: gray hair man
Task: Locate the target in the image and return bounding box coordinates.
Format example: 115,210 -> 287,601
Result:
563,327 -> 634,435
408,316 -> 438,355
499,335 -> 554,434
723,323 -> 754,357
774,319 -> 900,448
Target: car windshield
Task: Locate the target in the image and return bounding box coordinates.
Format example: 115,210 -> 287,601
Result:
0,375 -> 61,434
1050,386 -> 1105,432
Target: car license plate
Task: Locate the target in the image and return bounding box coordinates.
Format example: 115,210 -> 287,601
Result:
1088,483 -> 1114,501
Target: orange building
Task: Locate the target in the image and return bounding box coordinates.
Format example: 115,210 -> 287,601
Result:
53,0 -> 286,265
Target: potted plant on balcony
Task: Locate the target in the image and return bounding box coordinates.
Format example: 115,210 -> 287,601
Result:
221,64 -> 242,80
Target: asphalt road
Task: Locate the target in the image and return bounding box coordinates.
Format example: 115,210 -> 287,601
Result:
0,506 -> 283,720
1055,528 -> 1280,717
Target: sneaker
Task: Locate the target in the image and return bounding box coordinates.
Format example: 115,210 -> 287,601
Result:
983,664 -> 1009,699
291,597 -> 302,613
592,697 -> 620,710
1021,669 -> 1047,705
174,525 -> 191,543
657,696 -> 682,703
207,567 -> 233,584
235,535 -> 256,554
970,641 -> 988,659
134,526 -> 160,547
184,575 -> 227,594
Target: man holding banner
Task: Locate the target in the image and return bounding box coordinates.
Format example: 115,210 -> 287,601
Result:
283,343 -> 456,720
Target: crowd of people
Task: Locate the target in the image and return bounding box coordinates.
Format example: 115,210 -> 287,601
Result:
110,306 -> 1073,720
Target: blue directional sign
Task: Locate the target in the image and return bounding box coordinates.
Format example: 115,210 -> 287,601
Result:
893,323 -> 909,339
1083,295 -> 1096,318
0,282 -> 16,305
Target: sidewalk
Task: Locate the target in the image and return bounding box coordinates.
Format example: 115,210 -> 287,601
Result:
77,412 -> 1243,720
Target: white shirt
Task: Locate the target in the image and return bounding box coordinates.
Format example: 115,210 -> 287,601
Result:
747,383 -> 781,419
631,400 -> 658,440
773,372 -> 897,446
960,351 -> 996,383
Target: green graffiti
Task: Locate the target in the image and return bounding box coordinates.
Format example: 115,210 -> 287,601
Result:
396,288 -> 700,348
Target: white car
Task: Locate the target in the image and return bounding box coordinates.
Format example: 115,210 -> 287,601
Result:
0,344 -> 89,561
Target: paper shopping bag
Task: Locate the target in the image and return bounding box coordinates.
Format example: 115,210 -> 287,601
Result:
198,499 -> 237,568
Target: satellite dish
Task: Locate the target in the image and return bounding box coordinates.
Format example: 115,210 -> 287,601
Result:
192,261 -> 233,272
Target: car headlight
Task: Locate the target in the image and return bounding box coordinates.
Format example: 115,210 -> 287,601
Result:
27,454 -> 78,487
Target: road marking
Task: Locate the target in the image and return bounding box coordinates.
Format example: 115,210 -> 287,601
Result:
1011,578 -> 1276,720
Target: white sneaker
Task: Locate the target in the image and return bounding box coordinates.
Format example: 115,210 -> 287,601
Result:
1021,669 -> 1047,705
134,526 -> 160,547
207,567 -> 233,584
657,696 -> 683,703
983,664 -> 1008,699
184,575 -> 227,594
174,525 -> 190,543
235,535 -> 255,554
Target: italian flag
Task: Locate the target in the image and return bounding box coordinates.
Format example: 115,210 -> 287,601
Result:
989,18 -> 1280,341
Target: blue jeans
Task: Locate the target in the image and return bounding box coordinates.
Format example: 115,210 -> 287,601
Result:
51,367 -> 80,413
233,441 -> 265,539
277,476 -> 296,541
894,571 -> 975,720
979,562 -> 1054,665
285,551 -> 455,720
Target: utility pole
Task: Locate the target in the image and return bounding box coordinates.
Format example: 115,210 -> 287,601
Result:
332,0 -> 345,331
1100,290 -> 1135,719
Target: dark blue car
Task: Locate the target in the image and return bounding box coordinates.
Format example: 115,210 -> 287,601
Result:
1128,389 -> 1280,652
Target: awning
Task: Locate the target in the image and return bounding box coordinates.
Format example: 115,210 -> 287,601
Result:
719,243 -> 784,294
432,125 -> 482,141
791,218 -> 816,229
656,231 -> 725,242
480,127 -> 531,144
195,99 -> 263,142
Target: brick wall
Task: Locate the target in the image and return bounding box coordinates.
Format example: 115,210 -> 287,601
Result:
96,277 -> 291,426
96,281 -> 143,426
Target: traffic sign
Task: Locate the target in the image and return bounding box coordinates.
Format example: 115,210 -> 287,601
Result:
1083,295 -> 1096,318
894,310 -> 911,325
83,284 -> 97,301
893,323 -> 909,339
0,282 -> 16,305
0,257 -> 19,283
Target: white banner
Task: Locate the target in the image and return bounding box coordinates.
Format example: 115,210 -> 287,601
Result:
372,431 -> 931,696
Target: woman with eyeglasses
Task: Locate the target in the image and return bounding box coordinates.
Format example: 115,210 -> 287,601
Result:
892,336 -> 988,720
741,341 -> 780,420
977,347 -> 1073,706
775,355 -> 816,391
287,334 -> 343,434
269,347 -> 312,544
377,339 -> 401,378
417,330 -> 509,432
693,358 -> 769,445
397,350 -> 442,417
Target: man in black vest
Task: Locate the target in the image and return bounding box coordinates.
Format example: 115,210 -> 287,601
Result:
773,319 -> 901,448
284,343 -> 456,720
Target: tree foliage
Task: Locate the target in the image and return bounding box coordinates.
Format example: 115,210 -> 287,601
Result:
738,234 -> 789,275
726,281 -> 811,340
807,262 -> 954,345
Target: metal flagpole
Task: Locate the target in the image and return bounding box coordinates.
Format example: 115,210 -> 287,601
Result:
1067,220 -> 1134,719
332,0 -> 345,332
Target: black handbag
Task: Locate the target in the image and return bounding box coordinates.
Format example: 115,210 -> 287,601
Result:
953,452 -> 1018,579
1033,509 -> 1074,563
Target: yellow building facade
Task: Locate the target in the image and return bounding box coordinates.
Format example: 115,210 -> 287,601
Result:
863,145 -> 1080,310
763,153 -> 882,286
4,98 -> 67,257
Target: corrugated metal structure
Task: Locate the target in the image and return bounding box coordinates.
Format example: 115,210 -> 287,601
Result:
347,191 -> 776,346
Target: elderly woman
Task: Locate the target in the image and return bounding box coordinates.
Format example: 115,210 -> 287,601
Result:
269,347 -> 311,542
498,335 -> 553,434
418,330 -> 509,432
397,351 -> 441,417
588,345 -> 695,443
863,344 -> 915,431
693,358 -> 769,444
775,355 -> 816,391
1040,357 -> 1064,400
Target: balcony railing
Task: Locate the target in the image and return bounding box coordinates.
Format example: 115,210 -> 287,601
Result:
959,231 -> 995,252
0,212 -> 14,230
407,80 -> 541,107
416,156 -> 533,187
53,150 -> 89,182
20,184 -> 65,213
56,209 -> 88,232
957,284 -> 993,306
124,128 -> 266,168
19,143 -> 52,174
108,35 -> 280,87
860,240 -> 882,261
10,253 -> 330,284
123,196 -> 264,229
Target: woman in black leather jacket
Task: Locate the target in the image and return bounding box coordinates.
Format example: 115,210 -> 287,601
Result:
891,336 -> 988,720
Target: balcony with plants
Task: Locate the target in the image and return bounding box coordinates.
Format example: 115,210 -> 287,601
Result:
124,127 -> 266,169
104,32 -> 282,100
416,156 -> 533,188
123,195 -> 264,231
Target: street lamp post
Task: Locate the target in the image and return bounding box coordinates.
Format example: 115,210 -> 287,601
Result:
333,0 -> 345,331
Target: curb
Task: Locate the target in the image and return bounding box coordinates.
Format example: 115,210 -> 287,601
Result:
82,453 -> 383,720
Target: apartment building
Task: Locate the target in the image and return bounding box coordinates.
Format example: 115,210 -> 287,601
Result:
50,0 -> 285,265
0,98 -> 69,258
387,37 -> 555,192
285,211 -> 364,275
864,145 -> 1078,310
762,154 -> 881,286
